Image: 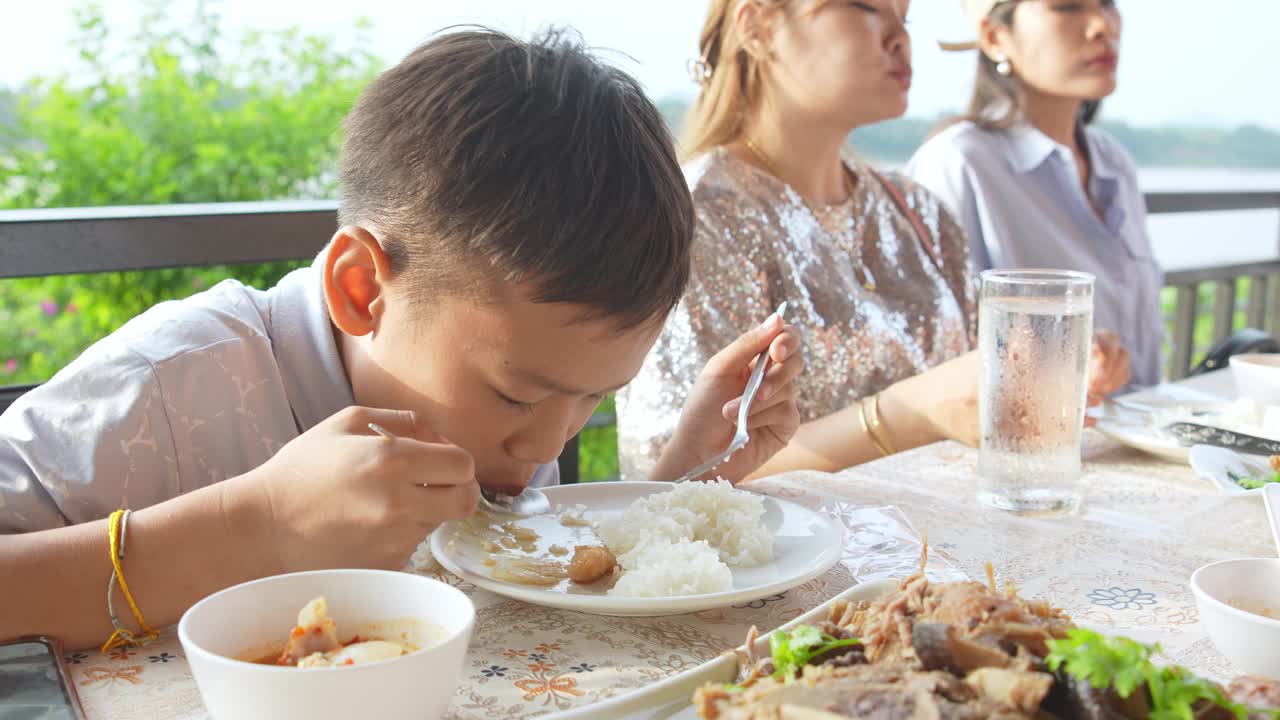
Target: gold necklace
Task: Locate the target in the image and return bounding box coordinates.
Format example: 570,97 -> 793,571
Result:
743,138 -> 875,291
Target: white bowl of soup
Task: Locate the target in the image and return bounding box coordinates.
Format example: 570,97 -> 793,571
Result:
1190,558 -> 1280,680
178,569 -> 474,720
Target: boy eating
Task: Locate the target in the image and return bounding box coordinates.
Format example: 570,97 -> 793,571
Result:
0,28 -> 802,648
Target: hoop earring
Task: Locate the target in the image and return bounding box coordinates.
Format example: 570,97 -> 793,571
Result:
686,57 -> 712,86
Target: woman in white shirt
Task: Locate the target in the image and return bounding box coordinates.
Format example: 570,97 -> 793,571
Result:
906,0 -> 1163,388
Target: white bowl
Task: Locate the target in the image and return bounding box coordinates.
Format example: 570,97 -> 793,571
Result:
178,569 -> 474,720
1190,558 -> 1280,680
1230,354 -> 1280,407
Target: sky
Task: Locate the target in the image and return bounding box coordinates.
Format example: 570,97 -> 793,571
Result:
2,0 -> 1277,131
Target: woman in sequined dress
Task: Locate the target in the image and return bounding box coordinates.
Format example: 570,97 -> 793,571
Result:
616,0 -> 1130,480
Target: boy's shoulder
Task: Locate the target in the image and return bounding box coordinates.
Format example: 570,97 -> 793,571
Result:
107,276 -> 275,369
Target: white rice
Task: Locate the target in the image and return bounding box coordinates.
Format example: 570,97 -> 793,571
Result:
407,537 -> 441,574
597,480 -> 772,597
609,540 -> 733,597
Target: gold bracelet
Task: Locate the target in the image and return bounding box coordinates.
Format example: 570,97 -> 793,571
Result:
867,393 -> 896,456
102,509 -> 158,653
859,397 -> 892,457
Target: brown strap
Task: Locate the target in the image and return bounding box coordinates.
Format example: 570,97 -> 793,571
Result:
870,169 -> 943,271
871,169 -> 972,343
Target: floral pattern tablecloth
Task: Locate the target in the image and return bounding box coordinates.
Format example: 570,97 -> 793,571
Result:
68,430 -> 1275,719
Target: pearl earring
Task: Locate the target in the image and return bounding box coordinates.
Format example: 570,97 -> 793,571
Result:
995,57 -> 1012,76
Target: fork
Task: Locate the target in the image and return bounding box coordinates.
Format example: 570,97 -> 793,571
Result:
671,301 -> 788,484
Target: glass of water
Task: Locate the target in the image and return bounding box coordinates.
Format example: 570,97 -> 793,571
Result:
977,269 -> 1095,512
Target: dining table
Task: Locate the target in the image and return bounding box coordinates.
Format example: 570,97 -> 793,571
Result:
63,370 -> 1275,719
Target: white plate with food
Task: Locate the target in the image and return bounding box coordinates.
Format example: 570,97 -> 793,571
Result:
430,480 -> 845,617
1092,384 -> 1244,463
1188,444 -> 1280,496
552,573 -> 1280,720
548,578 -> 899,720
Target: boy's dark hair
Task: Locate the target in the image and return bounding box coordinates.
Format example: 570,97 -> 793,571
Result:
339,27 -> 693,329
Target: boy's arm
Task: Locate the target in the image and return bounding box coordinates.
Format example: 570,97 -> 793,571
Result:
0,349 -> 277,647
0,404 -> 481,650
0,345 -> 184,535
0,471 -> 275,649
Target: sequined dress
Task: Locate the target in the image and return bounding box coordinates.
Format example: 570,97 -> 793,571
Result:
616,146 -> 976,480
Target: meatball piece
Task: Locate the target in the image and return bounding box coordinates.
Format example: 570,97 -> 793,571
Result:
568,545 -> 617,584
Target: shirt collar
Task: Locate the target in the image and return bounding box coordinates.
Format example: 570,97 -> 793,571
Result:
1005,124 -> 1060,174
264,249 -> 355,433
1082,127 -> 1122,182
1006,123 -> 1123,182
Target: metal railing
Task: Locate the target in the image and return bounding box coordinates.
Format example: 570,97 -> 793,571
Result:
1152,191 -> 1280,379
3,190 -> 1280,471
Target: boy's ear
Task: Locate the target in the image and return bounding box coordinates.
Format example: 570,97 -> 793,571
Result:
323,226 -> 395,337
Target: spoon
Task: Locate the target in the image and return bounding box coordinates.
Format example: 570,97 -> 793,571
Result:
1264,484 -> 1280,558
366,422 -> 549,518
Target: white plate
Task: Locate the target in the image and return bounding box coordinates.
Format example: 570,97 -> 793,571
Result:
1188,444 -> 1276,496
430,481 -> 845,617
546,579 -> 900,720
1093,383 -> 1231,463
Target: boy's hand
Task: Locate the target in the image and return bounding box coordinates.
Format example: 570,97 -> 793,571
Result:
242,406 -> 479,572
652,311 -> 804,483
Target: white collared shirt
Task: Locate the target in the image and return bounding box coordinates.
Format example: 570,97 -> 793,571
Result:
0,255 -> 558,533
906,121 -> 1164,387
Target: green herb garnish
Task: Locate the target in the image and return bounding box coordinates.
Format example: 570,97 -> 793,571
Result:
1226,470 -> 1280,490
768,625 -> 861,682
1046,629 -> 1280,720
1045,628 -> 1152,699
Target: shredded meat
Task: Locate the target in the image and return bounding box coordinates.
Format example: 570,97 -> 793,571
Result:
695,662 -> 1033,720
1228,675 -> 1280,711
825,574 -> 1072,667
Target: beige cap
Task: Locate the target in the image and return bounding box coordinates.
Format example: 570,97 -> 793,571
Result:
937,0 -> 1012,52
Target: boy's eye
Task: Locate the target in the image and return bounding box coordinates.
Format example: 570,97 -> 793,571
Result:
850,1 -> 879,12
496,390 -> 536,414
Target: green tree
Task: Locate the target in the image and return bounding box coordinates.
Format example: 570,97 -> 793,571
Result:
0,2 -> 379,385
0,88 -> 16,130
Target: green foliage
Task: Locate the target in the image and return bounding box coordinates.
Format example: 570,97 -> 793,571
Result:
1,1 -> 370,387
0,3 -> 379,208
578,395 -> 620,482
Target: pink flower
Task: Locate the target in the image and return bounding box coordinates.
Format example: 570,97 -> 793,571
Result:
2,359 -> 16,375
65,302 -> 79,315
40,299 -> 58,316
